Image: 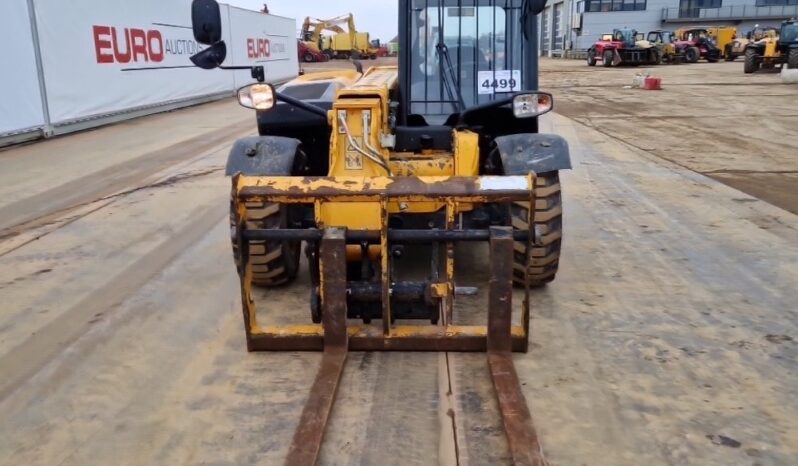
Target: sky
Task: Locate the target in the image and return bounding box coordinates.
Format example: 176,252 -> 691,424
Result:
225,0 -> 399,43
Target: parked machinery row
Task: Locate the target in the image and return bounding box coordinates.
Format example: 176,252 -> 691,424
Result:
587,27 -> 722,67
586,21 -> 798,73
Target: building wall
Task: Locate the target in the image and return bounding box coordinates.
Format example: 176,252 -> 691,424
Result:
539,0 -> 797,52
576,0 -> 670,49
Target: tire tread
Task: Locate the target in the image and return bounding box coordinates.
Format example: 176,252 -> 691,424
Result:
509,173 -> 563,287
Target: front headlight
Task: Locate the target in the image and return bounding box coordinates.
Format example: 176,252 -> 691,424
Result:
237,83 -> 275,111
512,93 -> 553,119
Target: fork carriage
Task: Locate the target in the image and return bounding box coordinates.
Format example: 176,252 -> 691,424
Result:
231,174 -> 547,465
232,174 -> 537,351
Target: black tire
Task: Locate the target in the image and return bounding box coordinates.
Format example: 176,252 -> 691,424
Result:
587,49 -> 597,66
649,48 -> 661,65
303,52 -> 315,63
724,45 -> 734,61
685,47 -> 700,63
602,49 -> 614,67
509,172 -> 563,287
789,49 -> 798,70
744,48 -> 760,74
231,202 -> 301,287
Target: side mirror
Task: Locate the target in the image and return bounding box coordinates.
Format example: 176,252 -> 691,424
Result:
237,83 -> 276,111
190,42 -> 227,69
524,0 -> 547,15
192,0 -> 223,45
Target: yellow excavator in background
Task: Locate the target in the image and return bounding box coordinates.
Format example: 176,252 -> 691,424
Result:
300,16 -> 349,57
301,14 -> 376,60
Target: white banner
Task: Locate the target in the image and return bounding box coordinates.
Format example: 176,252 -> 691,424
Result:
0,1 -> 46,136
32,0 -> 297,126
226,7 -> 299,89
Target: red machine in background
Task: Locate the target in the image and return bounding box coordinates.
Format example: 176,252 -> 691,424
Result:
674,27 -> 722,63
371,39 -> 390,58
587,29 -> 660,67
298,40 -> 329,63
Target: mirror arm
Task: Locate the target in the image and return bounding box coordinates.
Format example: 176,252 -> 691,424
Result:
218,65 -> 265,82
457,96 -> 514,127
276,92 -> 329,118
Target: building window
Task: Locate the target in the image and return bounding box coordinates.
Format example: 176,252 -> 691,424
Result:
585,0 -> 646,12
756,0 -> 798,5
679,0 -> 722,17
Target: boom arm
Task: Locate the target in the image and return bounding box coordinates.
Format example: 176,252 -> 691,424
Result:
304,13 -> 362,52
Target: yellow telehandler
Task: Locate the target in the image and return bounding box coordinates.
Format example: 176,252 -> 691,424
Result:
190,0 -> 565,464
744,20 -> 798,73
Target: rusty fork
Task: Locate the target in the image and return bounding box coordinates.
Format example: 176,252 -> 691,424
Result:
487,228 -> 548,466
281,227 -> 546,465
285,229 -> 349,465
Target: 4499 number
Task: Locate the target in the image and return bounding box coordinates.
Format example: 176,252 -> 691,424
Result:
481,78 -> 517,92
477,70 -> 521,94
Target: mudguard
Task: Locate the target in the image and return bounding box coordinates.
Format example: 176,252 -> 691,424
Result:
225,136 -> 301,176
494,133 -> 572,175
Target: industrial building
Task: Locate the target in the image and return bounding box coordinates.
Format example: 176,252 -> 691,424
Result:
539,0 -> 798,53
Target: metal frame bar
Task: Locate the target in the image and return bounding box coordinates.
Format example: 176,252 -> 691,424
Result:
236,175 -> 534,203
248,325 -> 530,352
243,229 -> 531,242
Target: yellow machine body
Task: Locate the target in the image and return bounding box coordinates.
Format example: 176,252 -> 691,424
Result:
706,26 -> 738,55
730,28 -> 778,56
310,66 -> 480,233
760,35 -> 782,63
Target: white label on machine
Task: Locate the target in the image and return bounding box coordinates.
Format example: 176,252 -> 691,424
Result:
479,176 -> 529,191
477,70 -> 521,95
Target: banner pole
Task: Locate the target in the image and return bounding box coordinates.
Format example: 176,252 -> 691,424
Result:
25,0 -> 54,137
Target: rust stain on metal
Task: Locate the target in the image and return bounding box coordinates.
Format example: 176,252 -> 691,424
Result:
237,176 -> 531,205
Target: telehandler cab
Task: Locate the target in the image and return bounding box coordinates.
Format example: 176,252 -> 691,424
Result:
728,26 -> 779,62
645,30 -> 686,64
190,0 -> 568,464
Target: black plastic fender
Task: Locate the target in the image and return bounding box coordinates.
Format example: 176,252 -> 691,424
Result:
225,136 -> 301,176
494,133 -> 572,175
